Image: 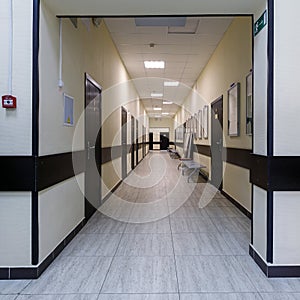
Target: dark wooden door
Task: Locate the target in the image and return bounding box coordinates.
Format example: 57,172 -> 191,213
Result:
131,116 -> 135,170
160,132 -> 169,150
85,74 -> 102,220
211,96 -> 223,189
136,119 -> 139,165
149,132 -> 153,150
121,107 -> 127,179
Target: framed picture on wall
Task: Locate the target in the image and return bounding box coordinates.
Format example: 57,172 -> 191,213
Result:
246,72 -> 253,135
228,82 -> 240,136
203,105 -> 208,139
198,110 -> 202,139
194,113 -> 198,139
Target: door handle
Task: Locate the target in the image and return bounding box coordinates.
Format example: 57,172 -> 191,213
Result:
87,141 -> 95,160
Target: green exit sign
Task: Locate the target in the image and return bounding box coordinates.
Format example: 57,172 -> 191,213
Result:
254,10 -> 267,36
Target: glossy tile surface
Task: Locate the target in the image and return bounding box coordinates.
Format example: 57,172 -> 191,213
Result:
180,293 -> 262,299
22,256 -> 112,294
0,281 -> 31,295
116,233 -> 173,256
98,294 -> 179,300
101,256 -> 178,293
16,295 -> 98,300
4,152 -> 300,299
176,255 -> 256,292
62,233 -> 122,257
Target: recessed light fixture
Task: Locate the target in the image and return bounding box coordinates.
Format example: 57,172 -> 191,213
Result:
162,112 -> 169,115
163,101 -> 173,105
164,81 -> 179,87
144,61 -> 165,69
153,107 -> 162,111
151,92 -> 163,97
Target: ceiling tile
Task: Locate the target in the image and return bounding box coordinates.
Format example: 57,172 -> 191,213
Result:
104,16 -> 233,115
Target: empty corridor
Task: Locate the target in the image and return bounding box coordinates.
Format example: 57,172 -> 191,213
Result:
2,152 -> 300,299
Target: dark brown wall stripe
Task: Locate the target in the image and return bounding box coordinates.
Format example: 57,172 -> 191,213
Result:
0,156 -> 35,191
102,145 -> 122,164
251,154 -> 300,191
195,144 -> 211,157
2,147 -> 300,193
38,151 -> 85,191
224,148 -> 252,169
250,154 -> 269,190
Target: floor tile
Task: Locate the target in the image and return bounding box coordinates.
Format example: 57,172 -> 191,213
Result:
203,207 -> 243,218
61,233 -> 122,257
98,195 -> 134,221
259,293 -> 300,299
98,294 -> 179,300
101,256 -> 178,293
173,232 -> 233,255
221,232 -> 250,255
0,296 -> 17,300
125,218 -> 171,234
16,295 -> 98,300
169,206 -> 209,218
129,201 -> 169,223
116,233 -> 173,256
0,281 -> 31,295
207,198 -> 235,207
210,217 -> 250,233
81,215 -> 127,234
170,217 -> 217,233
176,256 -> 256,292
22,256 -> 112,294
236,256 -> 300,292
180,293 -> 262,299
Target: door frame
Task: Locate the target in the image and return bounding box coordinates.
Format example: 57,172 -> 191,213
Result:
131,115 -> 135,169
84,73 -> 102,220
136,119 -> 139,165
211,95 -> 223,190
121,106 -> 128,179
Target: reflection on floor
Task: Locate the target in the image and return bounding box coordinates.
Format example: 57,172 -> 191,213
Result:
2,152 -> 300,299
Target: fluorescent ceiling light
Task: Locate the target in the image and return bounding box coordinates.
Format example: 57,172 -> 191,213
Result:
163,101 -> 173,105
135,17 -> 186,27
153,107 -> 162,111
164,81 -> 179,87
162,112 -> 169,115
144,61 -> 165,69
151,92 -> 163,97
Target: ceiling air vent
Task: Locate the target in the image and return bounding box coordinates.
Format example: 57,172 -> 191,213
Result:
168,18 -> 200,34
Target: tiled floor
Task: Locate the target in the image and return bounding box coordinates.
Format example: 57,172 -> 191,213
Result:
2,152 -> 300,299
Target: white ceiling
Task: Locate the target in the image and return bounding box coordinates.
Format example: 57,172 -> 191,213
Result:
105,17 -> 233,117
44,0 -> 265,16
43,0 -> 264,117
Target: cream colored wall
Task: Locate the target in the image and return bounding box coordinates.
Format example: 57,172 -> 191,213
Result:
0,0 -> 33,268
39,2 -> 148,262
253,4 -> 268,156
274,0 -> 300,156
0,192 -> 32,266
0,0 -> 32,155
253,185 -> 267,261
195,17 -> 252,150
149,117 -> 174,141
274,192 -> 300,264
39,175 -> 84,262
174,17 -> 252,211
